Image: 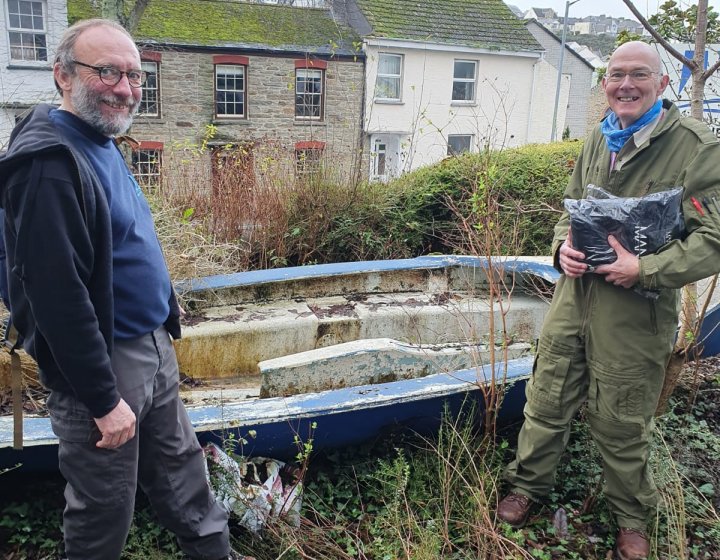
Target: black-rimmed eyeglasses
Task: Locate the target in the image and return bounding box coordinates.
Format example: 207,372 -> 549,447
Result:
72,60 -> 146,88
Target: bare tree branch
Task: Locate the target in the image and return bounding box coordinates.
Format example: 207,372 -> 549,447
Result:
703,58 -> 720,80
621,0 -> 695,68
101,0 -> 125,25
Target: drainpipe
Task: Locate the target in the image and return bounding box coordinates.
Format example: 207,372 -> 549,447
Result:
551,0 -> 582,141
526,55 -> 541,143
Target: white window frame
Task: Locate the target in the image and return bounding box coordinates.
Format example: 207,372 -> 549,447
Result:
6,0 -> 47,62
215,64 -> 247,118
295,68 -> 324,121
132,148 -> 162,187
138,60 -> 160,117
375,53 -> 403,101
372,138 -> 387,180
447,134 -> 473,156
452,59 -> 477,103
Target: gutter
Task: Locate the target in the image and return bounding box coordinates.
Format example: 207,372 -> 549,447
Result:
136,41 -> 366,61
363,38 -> 542,59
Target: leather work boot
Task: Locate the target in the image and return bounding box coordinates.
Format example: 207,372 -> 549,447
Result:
496,492 -> 533,527
615,528 -> 650,560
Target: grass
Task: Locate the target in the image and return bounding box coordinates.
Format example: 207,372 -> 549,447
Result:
1,139 -> 716,558
1,360 -> 718,559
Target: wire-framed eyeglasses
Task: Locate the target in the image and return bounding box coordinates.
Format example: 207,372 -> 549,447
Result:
606,70 -> 659,83
72,60 -> 146,88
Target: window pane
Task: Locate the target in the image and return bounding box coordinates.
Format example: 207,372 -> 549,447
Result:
452,82 -> 474,102
296,148 -> 324,178
376,53 -> 402,100
219,65 -> 243,76
35,33 -> 46,60
9,30 -> 46,61
447,135 -> 472,155
379,54 -> 401,75
139,61 -> 159,116
295,69 -> 323,119
215,64 -> 246,117
373,140 -> 387,178
8,1 -> 46,61
454,61 -> 475,80
377,152 -> 386,176
452,61 -> 476,101
376,76 -> 400,99
132,149 -> 162,187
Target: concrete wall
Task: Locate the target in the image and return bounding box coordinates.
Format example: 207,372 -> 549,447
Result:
363,41 -> 545,177
0,0 -> 66,148
586,83 -> 608,132
128,49 -> 366,183
526,21 -> 593,139
527,58 -> 570,144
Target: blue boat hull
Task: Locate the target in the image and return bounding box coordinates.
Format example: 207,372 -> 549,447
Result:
0,357 -> 533,471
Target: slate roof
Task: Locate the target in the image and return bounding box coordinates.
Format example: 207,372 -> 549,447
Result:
67,0 -> 362,57
525,19 -> 594,70
354,0 -> 541,52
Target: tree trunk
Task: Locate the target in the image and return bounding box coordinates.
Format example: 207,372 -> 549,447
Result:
126,0 -> 151,33
690,0 -> 709,121
101,0 -> 125,24
655,351 -> 685,415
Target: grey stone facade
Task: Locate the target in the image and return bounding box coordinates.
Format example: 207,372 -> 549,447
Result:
128,48 -> 366,184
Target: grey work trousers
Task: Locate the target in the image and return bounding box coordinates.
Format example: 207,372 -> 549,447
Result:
47,327 -> 229,560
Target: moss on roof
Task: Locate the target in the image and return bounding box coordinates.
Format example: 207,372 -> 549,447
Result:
68,0 -> 360,55
67,0 -> 99,21
355,0 -> 541,52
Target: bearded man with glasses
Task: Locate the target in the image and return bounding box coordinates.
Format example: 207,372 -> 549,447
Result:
0,18 -> 251,560
496,41 -> 720,560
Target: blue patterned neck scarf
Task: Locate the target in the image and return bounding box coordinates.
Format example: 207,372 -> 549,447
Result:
601,99 -> 663,153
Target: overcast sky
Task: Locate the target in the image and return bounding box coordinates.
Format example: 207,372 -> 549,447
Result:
506,0 -> 720,19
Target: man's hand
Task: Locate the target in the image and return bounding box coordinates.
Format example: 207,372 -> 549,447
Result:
559,228 -> 587,278
595,235 -> 640,289
94,399 -> 136,449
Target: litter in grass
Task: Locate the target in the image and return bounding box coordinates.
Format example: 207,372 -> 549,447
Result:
204,443 -> 302,534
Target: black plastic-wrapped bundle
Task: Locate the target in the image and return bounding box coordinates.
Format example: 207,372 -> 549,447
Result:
564,186 -> 685,268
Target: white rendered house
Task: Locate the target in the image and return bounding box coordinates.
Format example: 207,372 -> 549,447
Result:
337,0 -> 569,181
0,0 -> 65,148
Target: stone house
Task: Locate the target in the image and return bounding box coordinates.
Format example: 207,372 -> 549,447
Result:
525,19 -> 595,139
333,0 -> 562,181
68,0 -> 365,187
24,0 -> 580,186
0,0 -> 67,148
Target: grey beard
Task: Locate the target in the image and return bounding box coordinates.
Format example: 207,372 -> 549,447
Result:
70,85 -> 138,137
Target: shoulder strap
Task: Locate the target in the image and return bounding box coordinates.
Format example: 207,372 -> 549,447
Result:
4,321 -> 23,450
